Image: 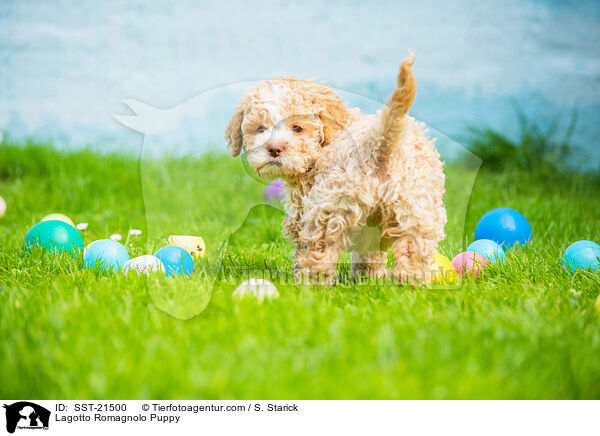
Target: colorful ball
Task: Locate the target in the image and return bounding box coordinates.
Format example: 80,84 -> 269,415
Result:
84,239 -> 130,272
23,220 -> 83,255
474,208 -> 532,247
430,252 -> 459,284
263,179 -> 285,203
154,245 -> 194,277
451,251 -> 487,277
562,240 -> 600,273
41,213 -> 75,227
123,255 -> 166,276
466,239 -> 506,262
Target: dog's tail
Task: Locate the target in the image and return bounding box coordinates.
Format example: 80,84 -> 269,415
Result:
379,52 -> 417,146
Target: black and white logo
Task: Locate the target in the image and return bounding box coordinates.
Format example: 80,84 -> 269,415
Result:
3,402 -> 50,434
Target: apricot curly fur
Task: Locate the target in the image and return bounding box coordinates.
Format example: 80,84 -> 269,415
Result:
225,53 -> 446,285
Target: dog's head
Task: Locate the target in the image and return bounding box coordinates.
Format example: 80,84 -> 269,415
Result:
225,77 -> 349,180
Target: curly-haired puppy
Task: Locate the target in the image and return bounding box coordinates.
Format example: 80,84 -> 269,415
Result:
225,53 -> 446,284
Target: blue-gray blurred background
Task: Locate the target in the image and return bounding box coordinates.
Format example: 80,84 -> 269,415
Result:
1,0 -> 599,165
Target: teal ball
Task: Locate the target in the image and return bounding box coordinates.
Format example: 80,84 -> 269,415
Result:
564,240 -> 597,257
23,220 -> 83,255
562,240 -> 600,273
84,239 -> 130,272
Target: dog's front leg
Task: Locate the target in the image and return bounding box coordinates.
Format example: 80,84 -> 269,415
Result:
293,212 -> 350,286
294,244 -> 343,286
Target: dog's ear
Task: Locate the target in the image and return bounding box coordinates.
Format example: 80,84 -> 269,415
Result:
313,87 -> 349,146
225,104 -> 244,157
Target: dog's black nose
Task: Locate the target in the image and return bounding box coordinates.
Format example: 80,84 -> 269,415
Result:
268,144 -> 284,158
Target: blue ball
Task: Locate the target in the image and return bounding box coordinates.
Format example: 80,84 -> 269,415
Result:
154,246 -> 194,277
474,208 -> 532,248
466,239 -> 506,262
562,240 -> 600,273
84,239 -> 130,272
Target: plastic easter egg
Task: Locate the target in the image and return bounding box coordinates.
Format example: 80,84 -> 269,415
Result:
123,255 -> 166,276
564,240 -> 598,257
23,220 -> 83,255
430,253 -> 459,284
167,235 -> 206,258
154,245 -> 194,277
466,239 -> 506,262
474,208 -> 532,247
451,251 -> 487,277
41,213 -> 75,227
233,278 -> 279,302
263,179 -> 285,203
84,239 -> 130,272
83,240 -> 101,257
0,195 -> 6,218
562,240 -> 600,273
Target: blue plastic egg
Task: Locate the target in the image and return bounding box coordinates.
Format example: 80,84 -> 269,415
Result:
564,240 -> 597,257
154,245 -> 194,277
562,240 -> 600,273
466,239 -> 506,262
84,239 -> 130,272
474,208 -> 532,247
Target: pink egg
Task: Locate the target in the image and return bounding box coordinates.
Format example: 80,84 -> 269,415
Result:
451,251 -> 487,277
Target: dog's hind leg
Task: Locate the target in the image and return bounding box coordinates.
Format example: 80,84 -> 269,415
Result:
389,230 -> 437,285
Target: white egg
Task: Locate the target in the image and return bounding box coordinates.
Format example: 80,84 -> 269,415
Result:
0,195 -> 6,218
233,278 -> 279,302
123,255 -> 165,276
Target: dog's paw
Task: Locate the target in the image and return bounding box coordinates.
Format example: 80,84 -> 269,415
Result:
294,269 -> 337,286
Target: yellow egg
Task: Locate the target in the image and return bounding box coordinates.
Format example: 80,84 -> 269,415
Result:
430,252 -> 459,285
595,294 -> 600,314
167,235 -> 206,257
41,213 -> 75,227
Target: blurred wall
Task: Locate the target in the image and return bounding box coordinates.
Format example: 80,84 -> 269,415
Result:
1,0 -> 599,164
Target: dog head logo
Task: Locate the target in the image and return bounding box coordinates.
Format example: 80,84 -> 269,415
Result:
3,402 -> 50,433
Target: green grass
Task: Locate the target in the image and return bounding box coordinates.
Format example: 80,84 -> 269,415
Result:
1,141 -> 599,399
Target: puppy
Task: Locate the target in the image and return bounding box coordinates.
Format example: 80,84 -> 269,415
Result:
225,54 -> 446,284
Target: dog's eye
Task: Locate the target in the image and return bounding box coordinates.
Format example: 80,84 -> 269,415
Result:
257,126 -> 266,133
292,125 -> 303,133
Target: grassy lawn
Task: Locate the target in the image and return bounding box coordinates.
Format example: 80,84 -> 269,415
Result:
1,142 -> 599,399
